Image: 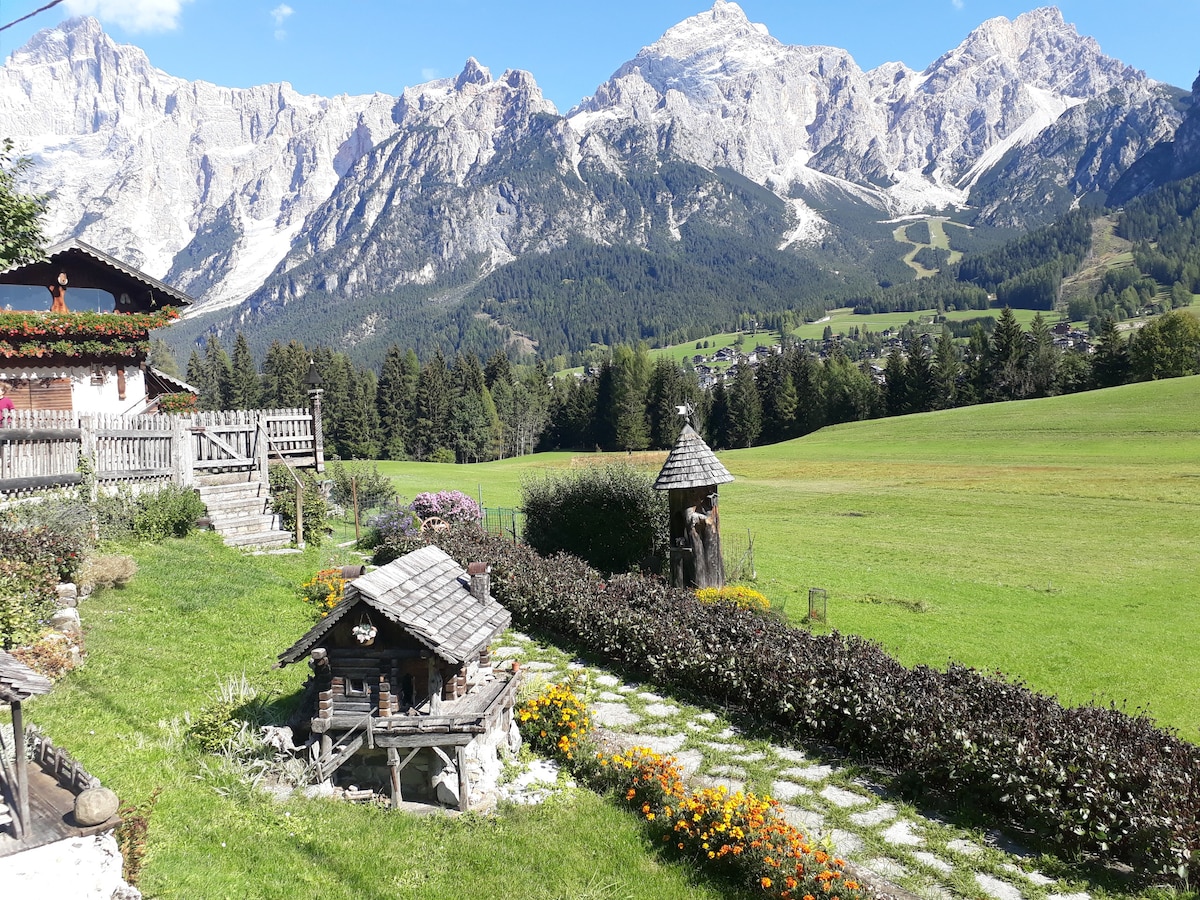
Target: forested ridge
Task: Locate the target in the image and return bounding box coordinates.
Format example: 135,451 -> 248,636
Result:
165,171 -> 1200,463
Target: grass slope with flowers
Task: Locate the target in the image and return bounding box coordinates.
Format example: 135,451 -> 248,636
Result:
365,375 -> 1200,741
20,534 -> 750,900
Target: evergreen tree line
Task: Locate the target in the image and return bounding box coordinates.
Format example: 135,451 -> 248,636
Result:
539,307 -> 1200,453
179,302 -> 1199,461
184,335 -> 552,463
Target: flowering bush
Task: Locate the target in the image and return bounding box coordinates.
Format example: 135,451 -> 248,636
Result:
300,569 -> 345,619
0,309 -> 179,358
156,392 -> 198,414
696,585 -> 770,612
366,504 -> 423,564
410,490 -> 480,525
516,682 -> 592,763
593,746 -> 866,900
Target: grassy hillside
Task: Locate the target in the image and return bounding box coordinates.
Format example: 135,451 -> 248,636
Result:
25,537 -> 740,900
364,376 -> 1200,739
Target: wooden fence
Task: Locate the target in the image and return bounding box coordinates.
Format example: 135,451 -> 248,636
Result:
0,408 -> 324,500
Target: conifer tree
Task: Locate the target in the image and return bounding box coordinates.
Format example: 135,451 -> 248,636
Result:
932,326 -> 960,410
376,345 -> 419,459
726,364 -> 761,448
1026,313 -> 1058,398
906,336 -> 935,414
1092,318 -> 1130,388
414,350 -> 452,459
229,332 -> 260,409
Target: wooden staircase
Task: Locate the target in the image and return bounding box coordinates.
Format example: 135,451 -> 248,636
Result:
195,473 -> 293,550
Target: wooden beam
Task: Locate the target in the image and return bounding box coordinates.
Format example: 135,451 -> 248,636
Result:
373,733 -> 473,749
0,428 -> 82,443
13,700 -> 30,837
456,745 -> 469,812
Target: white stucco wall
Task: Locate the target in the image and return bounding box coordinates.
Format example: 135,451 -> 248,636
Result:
0,832 -> 138,899
0,363 -> 149,415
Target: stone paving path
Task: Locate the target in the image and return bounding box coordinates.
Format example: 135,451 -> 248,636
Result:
493,632 -> 1100,900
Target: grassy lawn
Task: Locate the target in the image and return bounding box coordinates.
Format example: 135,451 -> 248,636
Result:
348,376 -> 1200,740
22,535 -> 745,900
791,305 -> 1053,340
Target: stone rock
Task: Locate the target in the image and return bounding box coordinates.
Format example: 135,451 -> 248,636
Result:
56,583 -> 79,608
51,607 -> 82,636
433,764 -> 459,807
74,787 -> 119,826
260,725 -> 296,753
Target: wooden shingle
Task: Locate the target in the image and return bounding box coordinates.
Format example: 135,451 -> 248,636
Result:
0,650 -> 52,703
653,424 -> 734,491
278,545 -> 510,667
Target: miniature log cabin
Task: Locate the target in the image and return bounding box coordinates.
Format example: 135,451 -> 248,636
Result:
278,546 -> 519,811
653,422 -> 734,590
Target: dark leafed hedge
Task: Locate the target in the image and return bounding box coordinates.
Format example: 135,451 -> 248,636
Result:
520,463 -> 668,575
436,527 -> 1200,883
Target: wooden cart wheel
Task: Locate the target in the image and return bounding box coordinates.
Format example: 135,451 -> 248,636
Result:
420,516 -> 450,534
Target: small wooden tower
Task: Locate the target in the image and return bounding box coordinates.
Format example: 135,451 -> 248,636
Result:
653,420 -> 733,590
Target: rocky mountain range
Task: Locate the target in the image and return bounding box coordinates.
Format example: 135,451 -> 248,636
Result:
0,3 -> 1193,359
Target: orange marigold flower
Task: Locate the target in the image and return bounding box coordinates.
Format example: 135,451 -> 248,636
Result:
761,876 -> 773,889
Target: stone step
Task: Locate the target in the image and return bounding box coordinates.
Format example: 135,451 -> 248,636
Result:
197,481 -> 266,498
211,514 -> 279,535
223,529 -> 294,550
204,497 -> 270,517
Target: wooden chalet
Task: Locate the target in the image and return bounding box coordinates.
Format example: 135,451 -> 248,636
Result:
0,238 -> 192,415
278,546 -> 519,810
654,423 -> 734,590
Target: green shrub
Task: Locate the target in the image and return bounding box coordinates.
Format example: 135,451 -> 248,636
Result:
430,447 -> 456,464
0,560 -> 58,649
521,463 -> 667,575
96,484 -> 205,543
435,528 -> 1200,885
269,464 -> 328,546
0,499 -> 91,580
132,484 -> 206,541
326,460 -> 397,510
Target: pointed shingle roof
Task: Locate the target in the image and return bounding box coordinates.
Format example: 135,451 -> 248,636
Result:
653,424 -> 734,491
278,545 -> 510,667
0,650 -> 52,703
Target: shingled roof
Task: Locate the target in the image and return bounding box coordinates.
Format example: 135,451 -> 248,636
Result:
653,424 -> 734,491
278,545 -> 510,667
0,650 -> 52,703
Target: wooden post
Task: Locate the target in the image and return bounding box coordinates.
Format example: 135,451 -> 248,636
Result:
173,415 -> 195,487
255,414 -> 269,488
388,746 -> 401,809
12,699 -> 30,838
295,479 -> 305,550
308,389 -> 325,473
78,415 -> 98,504
456,744 -> 469,812
352,475 -> 360,542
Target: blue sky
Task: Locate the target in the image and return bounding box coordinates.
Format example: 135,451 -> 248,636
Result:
1,0 -> 1197,112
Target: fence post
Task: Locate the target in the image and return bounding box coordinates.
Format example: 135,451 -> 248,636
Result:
255,413 -> 269,484
308,391 -> 325,474
78,415 -> 98,504
172,414 -> 194,487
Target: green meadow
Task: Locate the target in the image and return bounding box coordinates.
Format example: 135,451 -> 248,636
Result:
364,375 -> 1200,740
790,305 -> 1051,341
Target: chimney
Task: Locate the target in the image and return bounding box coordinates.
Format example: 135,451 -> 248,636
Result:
467,562 -> 491,601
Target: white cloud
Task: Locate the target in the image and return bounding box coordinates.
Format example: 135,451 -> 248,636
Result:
63,0 -> 192,32
271,3 -> 292,40
951,0 -> 964,8
421,67 -> 440,81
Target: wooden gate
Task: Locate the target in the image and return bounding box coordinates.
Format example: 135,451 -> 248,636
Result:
190,411 -> 258,473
